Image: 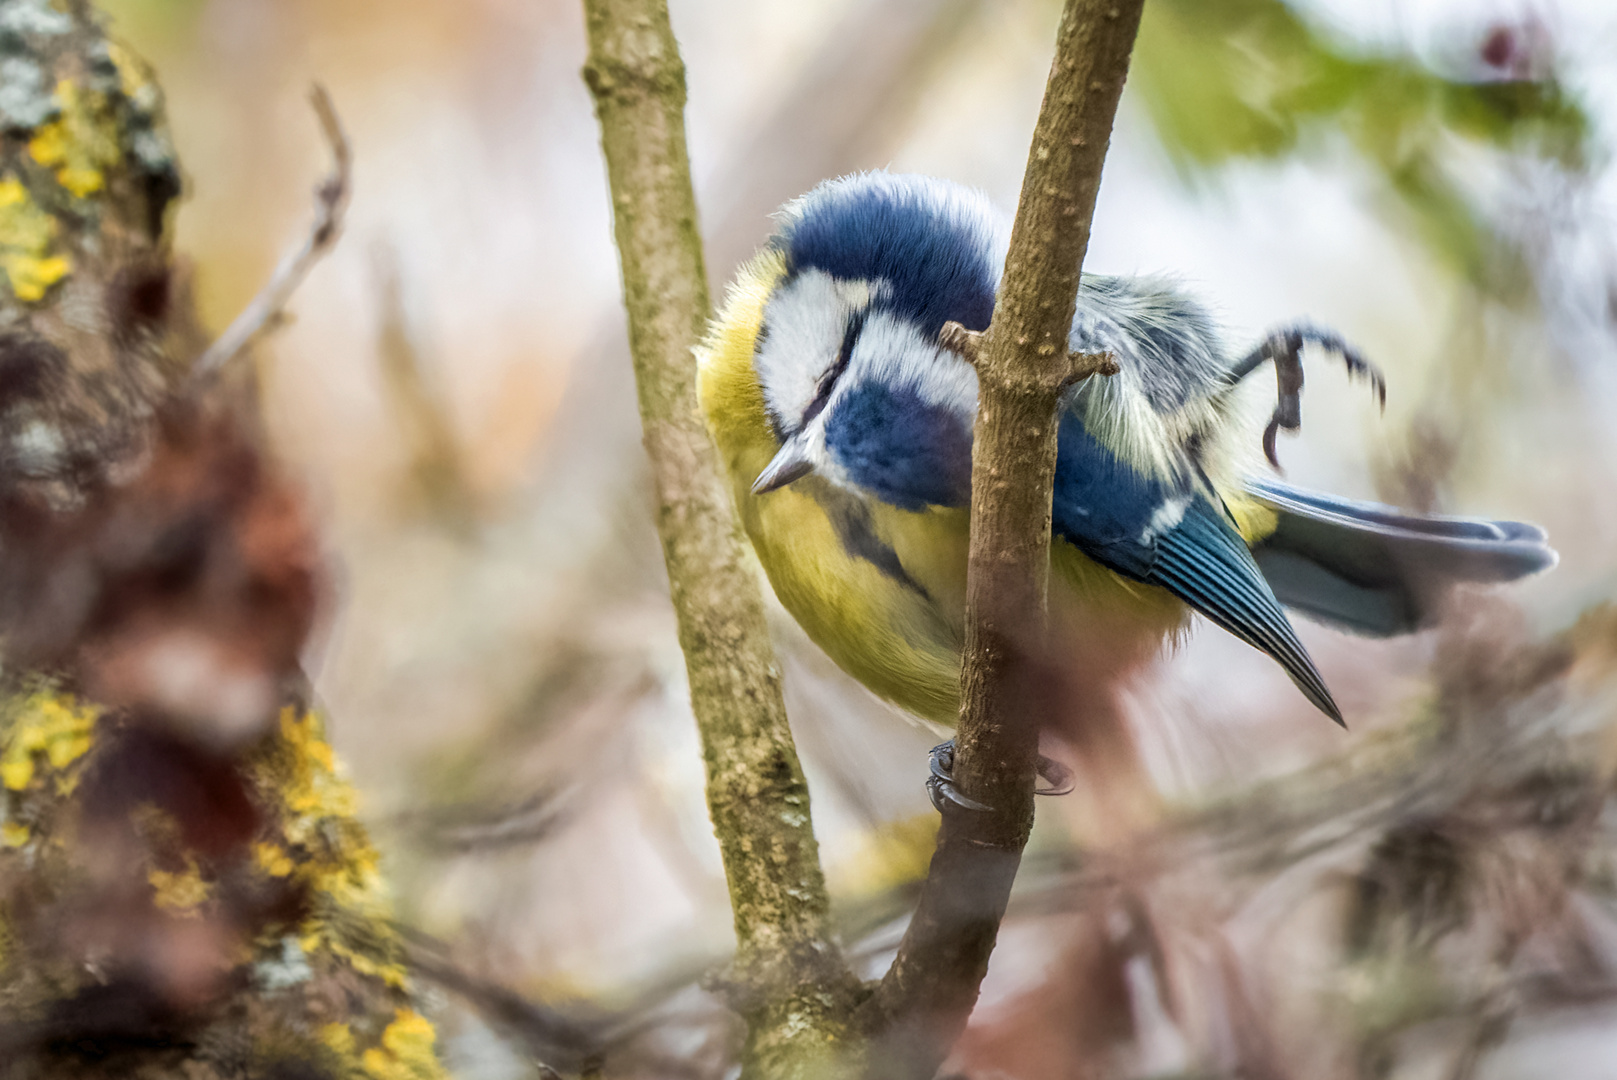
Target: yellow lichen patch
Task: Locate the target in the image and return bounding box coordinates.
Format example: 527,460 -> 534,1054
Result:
0,178 -> 69,302
317,935 -> 408,991
1,821 -> 29,848
105,39 -> 157,103
150,856 -> 212,913
2,251 -> 69,303
254,841 -> 295,877
0,759 -> 30,792
360,1010 -> 448,1080
0,691 -> 99,792
274,707 -> 357,827
29,80 -> 121,199
253,707 -> 409,989
321,1022 -> 357,1058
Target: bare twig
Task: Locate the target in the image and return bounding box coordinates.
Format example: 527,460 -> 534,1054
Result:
371,241 -> 477,527
856,2 -> 1144,1076
580,1 -> 861,1077
383,787 -> 574,854
940,319 -> 1116,382
401,929 -> 603,1071
191,84 -> 353,379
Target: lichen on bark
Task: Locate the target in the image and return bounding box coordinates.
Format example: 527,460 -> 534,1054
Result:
0,694 -> 446,1080
0,4 -> 452,1077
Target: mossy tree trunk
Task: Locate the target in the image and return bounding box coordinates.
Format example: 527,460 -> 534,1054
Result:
581,2 -> 863,1077
0,4 -> 480,1078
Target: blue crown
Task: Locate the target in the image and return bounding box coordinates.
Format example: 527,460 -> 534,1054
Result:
774,173 -> 1004,339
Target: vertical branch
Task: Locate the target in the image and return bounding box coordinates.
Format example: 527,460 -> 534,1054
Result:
579,2 -> 861,1078
857,1 -> 1145,1076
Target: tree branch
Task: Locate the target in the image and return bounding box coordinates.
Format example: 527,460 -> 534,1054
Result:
190,84 -> 352,379
579,2 -> 861,1077
856,1 -> 1146,1075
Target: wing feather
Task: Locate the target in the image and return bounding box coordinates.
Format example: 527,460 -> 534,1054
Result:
1152,503 -> 1341,723
1052,415 -> 1340,723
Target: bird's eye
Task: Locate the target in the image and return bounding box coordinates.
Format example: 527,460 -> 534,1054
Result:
810,364 -> 838,400
801,309 -> 865,427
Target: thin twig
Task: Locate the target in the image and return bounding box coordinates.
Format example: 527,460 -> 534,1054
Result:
401,928 -> 603,1071
855,1 -> 1144,1076
191,84 -> 353,379
382,787 -> 574,854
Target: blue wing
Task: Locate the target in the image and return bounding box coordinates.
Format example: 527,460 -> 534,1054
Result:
1052,413 -> 1341,723
816,385 -> 1344,723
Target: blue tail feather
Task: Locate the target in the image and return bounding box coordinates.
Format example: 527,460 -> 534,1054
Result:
1245,477 -> 1557,637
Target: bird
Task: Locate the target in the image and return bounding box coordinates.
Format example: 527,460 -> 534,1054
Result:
696,171 -> 1555,807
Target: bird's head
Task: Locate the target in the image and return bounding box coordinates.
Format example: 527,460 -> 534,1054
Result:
747,172 -> 1007,511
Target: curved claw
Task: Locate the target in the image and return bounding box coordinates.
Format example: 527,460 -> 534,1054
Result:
1034,753 -> 1075,797
927,740 -> 992,813
1232,325 -> 1387,471
926,774 -> 994,813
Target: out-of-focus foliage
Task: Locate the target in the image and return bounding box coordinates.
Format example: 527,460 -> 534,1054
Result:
944,599 -> 1617,1079
1134,0 -> 1592,288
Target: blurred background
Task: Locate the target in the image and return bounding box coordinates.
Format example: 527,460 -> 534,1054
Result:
92,0 -> 1617,1076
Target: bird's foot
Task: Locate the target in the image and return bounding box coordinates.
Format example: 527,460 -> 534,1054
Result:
1232,324 -> 1387,470
927,740 -> 991,813
926,739 -> 1075,813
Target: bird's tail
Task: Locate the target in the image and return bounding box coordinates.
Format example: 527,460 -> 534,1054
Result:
1243,477 -> 1557,637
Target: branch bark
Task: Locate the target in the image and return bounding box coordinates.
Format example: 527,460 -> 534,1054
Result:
579,2 -> 861,1077
856,1 -> 1146,1075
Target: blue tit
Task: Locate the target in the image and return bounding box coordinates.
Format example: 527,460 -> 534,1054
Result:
696,171 -> 1556,730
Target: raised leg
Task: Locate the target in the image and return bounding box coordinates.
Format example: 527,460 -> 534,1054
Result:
1227,324 -> 1386,469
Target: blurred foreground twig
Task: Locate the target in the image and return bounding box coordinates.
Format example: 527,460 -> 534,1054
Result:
192,85 -> 352,379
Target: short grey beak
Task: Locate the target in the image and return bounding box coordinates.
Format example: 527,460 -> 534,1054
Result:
752,437 -> 816,494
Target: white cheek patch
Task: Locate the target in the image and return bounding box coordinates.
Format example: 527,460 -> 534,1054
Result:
754,270 -> 873,431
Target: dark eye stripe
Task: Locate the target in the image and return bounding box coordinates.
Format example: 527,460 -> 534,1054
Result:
801,308 -> 865,428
